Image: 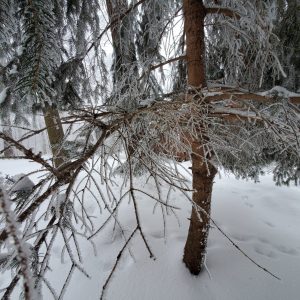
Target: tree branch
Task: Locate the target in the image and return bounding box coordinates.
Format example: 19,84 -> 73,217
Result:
0,131 -> 59,177
139,55 -> 186,81
206,7 -> 241,19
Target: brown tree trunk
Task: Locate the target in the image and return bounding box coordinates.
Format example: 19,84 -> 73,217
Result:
182,0 -> 218,275
183,0 -> 206,88
183,147 -> 217,274
43,106 -> 66,168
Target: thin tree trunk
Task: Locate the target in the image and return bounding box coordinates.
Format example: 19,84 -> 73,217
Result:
183,148 -> 217,274
0,89 -> 14,157
2,115 -> 14,157
106,0 -> 138,109
106,0 -> 143,164
43,106 -> 65,168
182,0 -> 217,275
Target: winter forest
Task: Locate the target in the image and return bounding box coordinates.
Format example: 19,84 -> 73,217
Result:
0,0 -> 300,299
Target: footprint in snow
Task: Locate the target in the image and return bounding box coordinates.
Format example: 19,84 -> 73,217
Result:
245,202 -> 254,208
274,245 -> 299,256
253,244 -> 277,259
230,233 -> 253,242
102,261 -> 114,271
172,234 -> 186,242
263,221 -> 275,228
149,231 -> 165,239
258,237 -> 270,244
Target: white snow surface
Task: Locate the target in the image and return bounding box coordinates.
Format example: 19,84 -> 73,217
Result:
10,173 -> 35,192
0,159 -> 299,300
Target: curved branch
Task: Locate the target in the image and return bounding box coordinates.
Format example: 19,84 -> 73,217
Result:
206,7 -> 241,19
139,55 -> 186,81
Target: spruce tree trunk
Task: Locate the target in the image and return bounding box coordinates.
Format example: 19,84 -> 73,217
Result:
106,0 -> 138,107
2,116 -> 14,157
43,106 -> 65,168
182,0 -> 217,275
183,147 -> 217,274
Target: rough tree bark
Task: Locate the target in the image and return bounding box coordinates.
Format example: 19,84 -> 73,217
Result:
182,0 -> 218,275
43,106 -> 66,168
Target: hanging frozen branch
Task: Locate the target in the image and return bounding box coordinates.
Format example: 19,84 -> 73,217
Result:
0,131 -> 58,176
205,91 -> 300,105
138,55 -> 186,81
0,187 -> 36,300
0,86 -> 299,297
205,6 -> 241,19
85,0 -> 148,57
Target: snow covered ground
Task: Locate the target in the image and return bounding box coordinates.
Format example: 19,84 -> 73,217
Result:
0,159 -> 300,300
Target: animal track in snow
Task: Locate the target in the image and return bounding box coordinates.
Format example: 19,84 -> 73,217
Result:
102,260 -> 114,271
253,244 -> 277,259
149,231 -> 164,239
252,239 -> 299,257
230,233 -> 299,258
263,221 -> 275,228
245,202 -> 254,208
274,245 -> 299,256
230,233 -> 253,242
257,237 -> 270,244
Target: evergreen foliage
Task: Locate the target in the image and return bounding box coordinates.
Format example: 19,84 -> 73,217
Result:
16,0 -> 60,110
0,0 -> 103,118
273,0 -> 300,91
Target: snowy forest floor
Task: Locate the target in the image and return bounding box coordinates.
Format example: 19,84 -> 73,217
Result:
0,159 -> 300,300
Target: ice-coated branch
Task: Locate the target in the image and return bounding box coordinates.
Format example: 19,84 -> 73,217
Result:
0,186 -> 36,300
205,6 -> 241,19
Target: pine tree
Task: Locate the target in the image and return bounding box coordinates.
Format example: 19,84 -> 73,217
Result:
0,0 -> 103,166
182,0 -> 300,274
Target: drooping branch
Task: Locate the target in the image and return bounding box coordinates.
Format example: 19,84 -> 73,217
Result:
138,55 -> 186,81
205,92 -> 300,105
0,187 -> 36,300
85,0 -> 148,57
0,83 -> 299,297
205,6 -> 241,19
0,131 -> 59,177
